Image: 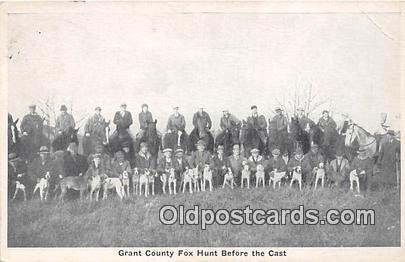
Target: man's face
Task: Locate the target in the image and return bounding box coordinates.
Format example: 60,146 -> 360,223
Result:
121,106 -> 126,111
141,146 -> 148,154
61,110 -> 67,115
176,152 -> 183,158
122,147 -> 130,153
223,111 -> 229,117
311,147 -> 318,154
93,158 -> 101,167
40,153 -> 47,161
174,108 -> 179,114
323,112 -> 329,119
198,108 -> 203,114
218,149 -> 224,155
337,155 -> 343,161
276,110 -> 282,115
233,148 -> 240,155
252,151 -> 259,158
29,107 -> 35,114
95,147 -> 103,154
197,145 -> 205,152
142,106 -> 148,113
272,154 -> 278,159
95,109 -> 101,115
164,152 -> 172,158
252,108 -> 258,115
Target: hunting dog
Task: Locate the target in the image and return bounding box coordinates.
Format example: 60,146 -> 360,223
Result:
289,166 -> 303,191
12,178 -> 27,201
313,162 -> 326,191
33,172 -> 51,201
241,162 -> 251,189
88,173 -> 103,201
222,167 -> 236,189
120,171 -> 130,197
58,173 -> 90,201
132,168 -> 140,195
192,166 -> 201,192
201,164 -> 213,192
269,169 -> 287,189
102,176 -> 125,200
139,169 -> 156,197
255,164 -> 266,188
182,168 -> 194,194
349,169 -> 363,194
161,168 -> 177,195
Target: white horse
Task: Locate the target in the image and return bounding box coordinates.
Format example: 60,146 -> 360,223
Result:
345,123 -> 377,158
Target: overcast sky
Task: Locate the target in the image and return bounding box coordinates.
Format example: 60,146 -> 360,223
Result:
7,12 -> 401,134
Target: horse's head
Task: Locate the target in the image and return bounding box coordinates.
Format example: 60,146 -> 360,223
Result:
345,123 -> 356,147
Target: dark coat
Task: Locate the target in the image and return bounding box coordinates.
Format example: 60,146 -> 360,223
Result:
113,111 -> 133,131
134,152 -> 155,172
111,160 -> 132,178
167,114 -> 186,132
220,114 -> 241,131
272,114 -> 288,132
63,152 -> 89,177
157,157 -> 175,174
84,114 -> 107,139
21,113 -> 43,135
267,156 -> 287,172
55,113 -> 75,133
189,151 -> 214,169
28,157 -> 60,181
139,111 -> 153,130
193,111 -> 212,130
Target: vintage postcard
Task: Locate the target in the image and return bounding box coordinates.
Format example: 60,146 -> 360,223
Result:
1,1 -> 404,261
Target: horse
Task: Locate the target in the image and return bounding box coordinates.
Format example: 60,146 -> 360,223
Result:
108,127 -> 135,158
215,128 -> 240,156
189,120 -> 215,153
82,121 -> 111,156
163,131 -> 189,153
288,117 -> 311,155
239,120 -> 266,156
345,123 -> 377,160
51,127 -> 79,152
134,120 -> 161,166
8,116 -> 20,154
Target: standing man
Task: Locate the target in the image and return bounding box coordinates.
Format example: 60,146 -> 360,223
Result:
246,105 -> 267,145
173,147 -> 190,182
113,103 -> 133,135
193,107 -> 212,133
350,148 -> 374,192
20,104 -> 44,155
135,142 -> 156,173
226,144 -> 247,186
55,105 -> 75,134
189,140 -> 213,170
303,144 -> 324,184
220,110 -> 241,133
377,130 -> 400,188
138,103 -> 153,139
271,107 -> 288,154
112,151 -> 132,178
84,106 -> 108,144
212,145 -> 228,187
327,149 -> 350,188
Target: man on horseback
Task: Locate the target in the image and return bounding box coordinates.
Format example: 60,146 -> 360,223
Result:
193,107 -> 212,134
296,107 -> 314,132
317,110 -> 337,147
165,106 -> 188,151
113,103 -> 133,136
84,106 -> 108,144
271,107 -> 288,154
20,105 -> 44,157
55,105 -> 75,135
246,105 -> 267,145
137,104 -> 154,139
216,110 -> 241,152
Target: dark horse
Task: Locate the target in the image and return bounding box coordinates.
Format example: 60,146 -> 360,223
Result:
189,121 -> 215,153
289,116 -> 311,154
51,127 -> 79,152
163,131 -> 189,153
109,127 -> 135,157
134,120 -> 161,166
240,120 -> 266,156
215,128 -> 240,156
82,121 -> 111,156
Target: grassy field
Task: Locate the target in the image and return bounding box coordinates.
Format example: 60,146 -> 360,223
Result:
8,185 -> 400,247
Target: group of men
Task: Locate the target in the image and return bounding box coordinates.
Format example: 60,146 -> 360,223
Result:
8,102 -> 400,199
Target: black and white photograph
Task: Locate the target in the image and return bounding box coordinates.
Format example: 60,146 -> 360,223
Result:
1,1 -> 403,261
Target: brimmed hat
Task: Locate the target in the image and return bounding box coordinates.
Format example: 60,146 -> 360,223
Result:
93,153 -> 101,159
250,148 -> 260,153
141,103 -> 148,109
95,106 -> 101,111
173,106 -> 179,109
140,142 -> 148,149
251,105 -> 257,110
271,148 -> 280,155
8,153 -> 19,161
115,150 -> 124,157
195,140 -> 206,147
222,109 -> 229,113
60,105 -> 67,111
322,110 -> 329,114
297,107 -> 304,112
163,148 -> 173,153
28,104 -> 36,109
39,146 -> 49,154
232,144 -> 240,150
335,148 -> 344,156
120,103 -> 127,107
275,107 -> 282,112
217,145 -> 225,151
